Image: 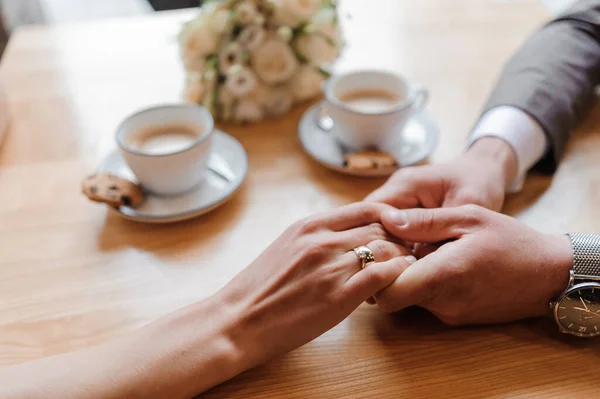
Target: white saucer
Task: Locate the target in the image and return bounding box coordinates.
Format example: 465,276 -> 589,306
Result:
97,130 -> 248,223
298,103 -> 439,177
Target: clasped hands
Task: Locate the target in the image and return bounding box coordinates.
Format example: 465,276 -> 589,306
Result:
217,138 -> 573,370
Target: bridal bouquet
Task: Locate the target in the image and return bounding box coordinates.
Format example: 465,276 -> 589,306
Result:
179,0 -> 342,123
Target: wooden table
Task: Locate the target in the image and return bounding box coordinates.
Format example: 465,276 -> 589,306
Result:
1,0 -> 599,397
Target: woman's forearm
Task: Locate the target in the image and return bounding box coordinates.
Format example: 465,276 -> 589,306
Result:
0,202 -> 406,398
0,295 -> 249,399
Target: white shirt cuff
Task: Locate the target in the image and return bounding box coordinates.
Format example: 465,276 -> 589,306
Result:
469,106 -> 548,193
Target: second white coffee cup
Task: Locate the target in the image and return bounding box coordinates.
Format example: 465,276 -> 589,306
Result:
324,70 -> 428,150
116,104 -> 214,196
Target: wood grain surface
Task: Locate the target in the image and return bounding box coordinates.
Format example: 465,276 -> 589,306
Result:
0,1 -> 599,397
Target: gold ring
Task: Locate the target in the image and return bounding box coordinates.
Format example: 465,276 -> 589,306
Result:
353,245 -> 375,269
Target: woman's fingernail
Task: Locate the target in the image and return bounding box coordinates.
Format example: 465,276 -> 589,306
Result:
405,255 -> 417,265
385,209 -> 407,226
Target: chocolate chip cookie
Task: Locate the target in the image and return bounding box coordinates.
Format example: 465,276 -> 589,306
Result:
343,151 -> 398,170
82,173 -> 144,208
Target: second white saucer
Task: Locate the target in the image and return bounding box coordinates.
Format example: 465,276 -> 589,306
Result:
298,103 -> 439,177
97,129 -> 248,223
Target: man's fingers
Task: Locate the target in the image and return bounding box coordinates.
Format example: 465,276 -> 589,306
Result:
306,202 -> 397,232
365,180 -> 420,209
345,255 -> 418,300
374,250 -> 447,313
381,205 -> 482,243
365,168 -> 443,209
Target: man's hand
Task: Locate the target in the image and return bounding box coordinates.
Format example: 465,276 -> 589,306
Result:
375,205 -> 573,326
366,137 -> 518,212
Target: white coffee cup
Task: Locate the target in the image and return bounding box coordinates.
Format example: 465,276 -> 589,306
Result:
116,104 -> 214,196
324,70 -> 428,150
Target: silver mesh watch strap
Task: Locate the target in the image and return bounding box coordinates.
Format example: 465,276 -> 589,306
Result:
567,232 -> 600,278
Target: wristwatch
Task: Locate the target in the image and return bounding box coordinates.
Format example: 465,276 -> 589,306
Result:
552,232 -> 600,337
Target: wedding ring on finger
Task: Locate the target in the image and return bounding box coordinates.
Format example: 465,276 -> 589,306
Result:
353,245 -> 375,269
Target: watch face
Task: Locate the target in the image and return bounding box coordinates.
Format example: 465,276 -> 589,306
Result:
555,283 -> 600,337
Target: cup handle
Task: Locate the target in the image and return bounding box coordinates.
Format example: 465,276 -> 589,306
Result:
412,86 -> 429,114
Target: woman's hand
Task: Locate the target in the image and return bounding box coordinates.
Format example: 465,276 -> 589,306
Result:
218,202 -> 413,368
0,202 -> 413,399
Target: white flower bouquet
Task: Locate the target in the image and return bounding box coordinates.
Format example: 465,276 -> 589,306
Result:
179,0 -> 342,123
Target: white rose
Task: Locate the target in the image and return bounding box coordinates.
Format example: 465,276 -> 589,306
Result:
200,1 -> 219,16
274,0 -> 321,28
234,99 -> 264,123
295,28 -> 340,65
295,9 -> 341,65
184,75 -> 205,103
238,25 -> 265,51
263,86 -> 294,116
180,20 -> 219,58
254,13 -> 266,26
218,42 -> 245,74
312,7 -> 337,26
208,9 -> 233,34
289,65 -> 324,102
252,38 -> 299,84
226,67 -> 258,97
235,1 -> 258,25
245,83 -> 271,105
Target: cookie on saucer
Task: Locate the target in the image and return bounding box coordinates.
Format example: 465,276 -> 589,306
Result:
82,173 -> 144,208
343,151 -> 398,171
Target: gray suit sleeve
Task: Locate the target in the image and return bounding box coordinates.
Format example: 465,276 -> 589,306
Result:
483,0 -> 600,173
